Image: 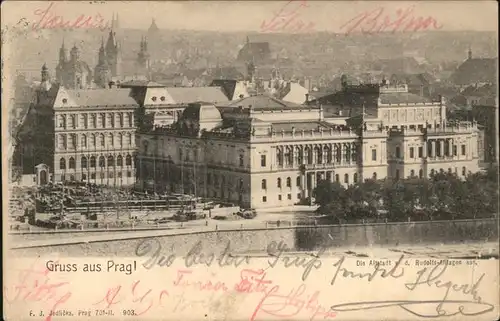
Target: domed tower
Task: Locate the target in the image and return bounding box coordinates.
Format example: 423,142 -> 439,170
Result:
38,63 -> 52,98
94,38 -> 112,88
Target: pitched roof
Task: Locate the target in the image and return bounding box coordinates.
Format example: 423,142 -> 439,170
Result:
120,80 -> 165,88
53,87 -> 138,108
379,92 -> 433,105
219,95 -> 304,111
237,42 -> 272,62
450,58 -> 497,86
166,87 -> 229,104
390,73 -> 436,86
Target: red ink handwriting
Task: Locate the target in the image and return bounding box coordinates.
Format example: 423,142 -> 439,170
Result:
94,280 -> 169,316
251,284 -> 336,321
32,2 -> 109,31
3,259 -> 72,321
234,269 -> 273,294
260,0 -> 315,33
173,269 -> 229,292
340,6 -> 442,35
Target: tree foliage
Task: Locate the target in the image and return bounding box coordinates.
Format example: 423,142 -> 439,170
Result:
313,167 -> 498,222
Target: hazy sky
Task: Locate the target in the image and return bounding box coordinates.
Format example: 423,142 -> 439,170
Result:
2,1 -> 498,33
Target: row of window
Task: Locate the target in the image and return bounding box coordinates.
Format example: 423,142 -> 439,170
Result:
57,112 -> 134,130
59,155 -> 133,170
393,144 -> 467,159
60,171 -> 133,181
393,167 -> 468,180
57,132 -> 134,150
261,173 -> 361,190
276,144 -> 358,166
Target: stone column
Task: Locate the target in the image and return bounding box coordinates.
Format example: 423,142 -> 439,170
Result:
431,140 -> 436,158
447,139 -> 453,157
439,139 -> 444,157
330,171 -> 335,182
301,173 -> 306,199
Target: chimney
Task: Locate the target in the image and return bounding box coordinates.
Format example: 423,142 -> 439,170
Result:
305,93 -> 309,103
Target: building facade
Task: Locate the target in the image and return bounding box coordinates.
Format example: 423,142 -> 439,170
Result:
51,87 -> 138,186
137,84 -> 482,209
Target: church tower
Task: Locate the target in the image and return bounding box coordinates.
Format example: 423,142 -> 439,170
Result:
137,36 -> 151,74
94,38 -> 112,88
105,29 -> 121,77
56,40 -> 68,84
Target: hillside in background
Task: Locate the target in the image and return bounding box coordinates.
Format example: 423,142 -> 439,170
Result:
7,28 -> 497,81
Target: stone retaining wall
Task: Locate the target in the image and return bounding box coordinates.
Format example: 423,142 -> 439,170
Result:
10,219 -> 498,257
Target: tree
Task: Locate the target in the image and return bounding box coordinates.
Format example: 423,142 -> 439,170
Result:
313,180 -> 347,219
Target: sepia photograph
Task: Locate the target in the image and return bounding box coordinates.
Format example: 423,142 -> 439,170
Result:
2,1 -> 499,320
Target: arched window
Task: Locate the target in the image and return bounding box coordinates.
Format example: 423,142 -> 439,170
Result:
344,173 -> 349,184
69,115 -> 76,128
69,134 -> 76,149
261,179 -> 267,189
81,156 -> 87,168
119,113 -> 124,127
82,114 -> 88,129
81,134 -> 87,148
462,167 -> 466,176
410,169 -> 415,177
59,115 -> 66,128
110,113 -> 115,128
315,146 -> 322,164
335,174 -> 339,182
126,155 -> 132,166
353,173 -> 358,183
419,169 -> 423,178
128,112 -> 133,127
277,178 -> 282,188
372,172 -> 377,180
296,176 -> 301,187
59,158 -> 66,170
395,146 -> 401,158
91,114 -> 97,128
117,155 -> 123,167
58,134 -> 66,149
277,148 -> 283,166
107,155 -> 114,167
90,156 -> 96,168
108,133 -> 114,147
127,133 -> 133,146
118,133 -> 123,147
99,156 -> 105,167
69,157 -> 75,169
100,113 -> 106,128
99,134 -> 105,147
286,177 -> 291,187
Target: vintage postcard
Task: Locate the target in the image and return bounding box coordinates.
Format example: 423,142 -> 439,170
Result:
2,1 -> 499,320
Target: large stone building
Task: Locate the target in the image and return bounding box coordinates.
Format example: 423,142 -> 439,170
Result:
15,65 -> 138,186
136,83 -> 481,209
51,87 -> 138,186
